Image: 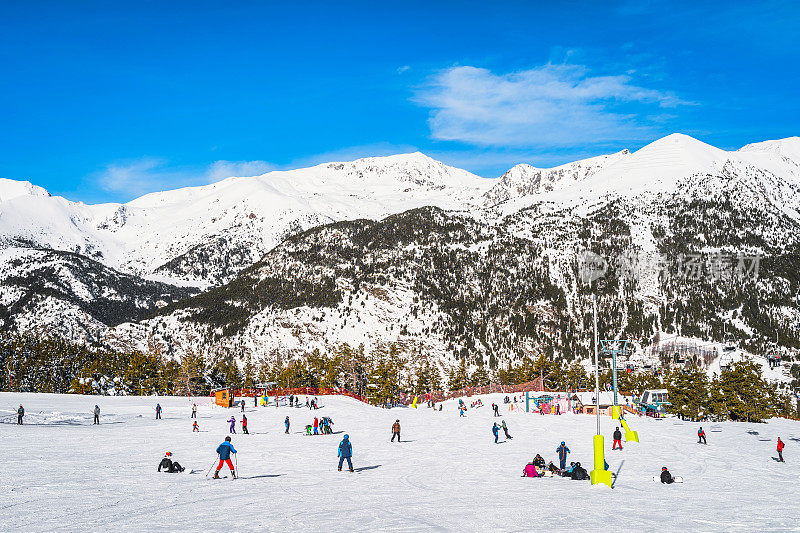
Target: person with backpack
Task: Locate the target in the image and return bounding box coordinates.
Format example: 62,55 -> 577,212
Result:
214,436 -> 237,479
777,437 -> 785,462
660,466 -> 674,484
556,441 -> 571,470
501,420 -> 512,439
158,451 -> 185,473
17,405 -> 24,425
93,405 -> 100,425
338,434 -> 353,472
155,403 -> 162,420
492,422 -> 500,443
285,416 -> 290,434
698,427 -> 707,445
242,414 -> 249,434
612,427 -> 623,450
391,420 -> 401,442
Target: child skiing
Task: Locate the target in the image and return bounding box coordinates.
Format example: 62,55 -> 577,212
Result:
93,405 -> 100,425
17,405 -> 24,425
492,422 -> 500,443
338,434 -> 353,472
612,427 -> 623,450
228,416 -> 236,434
556,441 -> 571,470
698,427 -> 707,445
242,414 -> 249,434
192,421 -> 199,432
777,437 -> 785,462
285,416 -> 290,434
391,420 -> 401,442
214,436 -> 237,479
155,403 -> 162,420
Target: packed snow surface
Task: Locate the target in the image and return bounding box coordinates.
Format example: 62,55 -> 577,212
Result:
2,392 -> 798,531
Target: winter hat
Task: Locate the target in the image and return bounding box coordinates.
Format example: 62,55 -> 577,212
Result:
225,436 -> 231,442
165,452 -> 171,457
662,466 -> 668,470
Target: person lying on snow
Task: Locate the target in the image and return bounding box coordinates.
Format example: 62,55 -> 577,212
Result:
660,467 -> 674,484
158,452 -> 185,473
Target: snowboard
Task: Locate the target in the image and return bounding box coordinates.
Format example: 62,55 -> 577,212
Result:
652,476 -> 683,483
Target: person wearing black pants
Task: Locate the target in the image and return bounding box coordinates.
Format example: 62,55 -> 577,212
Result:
391,420 -> 401,442
17,405 -> 24,425
93,405 -> 100,425
698,427 -> 707,445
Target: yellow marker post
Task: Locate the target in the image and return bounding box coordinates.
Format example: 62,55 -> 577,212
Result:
590,434 -> 613,487
611,405 -> 621,419
411,396 -> 418,409
620,417 -> 639,443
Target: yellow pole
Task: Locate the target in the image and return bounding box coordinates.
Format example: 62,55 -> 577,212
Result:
590,434 -> 613,487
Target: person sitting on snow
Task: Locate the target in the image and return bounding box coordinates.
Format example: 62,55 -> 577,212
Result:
570,462 -> 588,480
532,454 -> 546,469
522,461 -> 539,477
660,466 -> 674,484
158,452 -> 185,473
563,462 -> 577,477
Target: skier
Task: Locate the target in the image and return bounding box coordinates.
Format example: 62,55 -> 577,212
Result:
459,406 -> 466,417
660,466 -> 674,484
492,422 -> 500,443
556,441 -> 571,471
285,416 -> 290,434
501,420 -> 512,439
242,414 -> 249,434
93,405 -> 100,425
698,426 -> 707,445
241,401 -> 245,413
192,421 -> 199,432
391,420 -> 401,442
214,436 -> 237,479
493,403 -> 500,417
158,451 -> 185,473
313,417 -> 319,435
17,405 -> 24,425
289,394 -> 294,407
155,403 -> 162,420
191,403 -> 197,418
306,398 -> 310,409
338,434 -> 354,472
228,416 -> 236,434
612,427 -> 623,450
777,437 -> 785,462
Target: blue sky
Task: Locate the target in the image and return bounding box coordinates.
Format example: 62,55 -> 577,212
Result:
1,0 -> 798,203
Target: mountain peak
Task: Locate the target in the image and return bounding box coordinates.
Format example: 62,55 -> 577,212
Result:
0,178 -> 51,202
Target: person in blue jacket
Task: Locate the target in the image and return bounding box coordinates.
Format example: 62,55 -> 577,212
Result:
338,434 -> 354,472
556,441 -> 571,470
155,403 -> 162,420
492,422 -> 500,443
214,436 -> 237,479
285,416 -> 290,434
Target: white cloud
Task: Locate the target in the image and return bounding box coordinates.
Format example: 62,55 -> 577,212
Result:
397,65 -> 411,74
414,64 -> 692,148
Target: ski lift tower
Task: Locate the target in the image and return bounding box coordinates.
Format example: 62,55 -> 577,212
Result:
600,339 -> 630,408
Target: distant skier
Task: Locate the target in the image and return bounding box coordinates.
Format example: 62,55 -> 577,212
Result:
93,405 -> 100,425
492,422 -> 500,443
501,420 -> 512,439
313,417 -> 319,435
612,427 -> 623,450
155,403 -> 162,420
459,406 -> 466,417
660,466 -> 674,484
192,421 -> 199,432
338,434 -> 353,472
241,401 -> 245,413
158,451 -> 184,473
191,403 -> 197,418
17,405 -> 24,425
391,420 -> 401,442
556,441 -> 571,470
285,416 -> 290,434
306,398 -> 310,409
492,403 -> 500,417
777,437 -> 785,462
698,427 -> 707,445
242,414 -> 249,434
228,416 -> 236,434
214,436 -> 237,479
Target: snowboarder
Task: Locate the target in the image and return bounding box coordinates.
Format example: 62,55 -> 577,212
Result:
313,417 -> 319,435
501,420 -> 512,439
612,427 -> 623,450
777,437 -> 785,462
93,405 -> 100,425
158,451 -> 184,473
492,422 -> 500,443
556,441 -> 571,470
192,421 -> 199,432
660,466 -> 674,484
228,416 -> 236,434
242,414 -> 249,434
285,416 -> 290,434
391,420 -> 401,442
17,405 -> 24,425
338,434 -> 354,472
155,403 -> 162,420
214,436 -> 237,479
698,427 -> 707,445
191,403 -> 197,418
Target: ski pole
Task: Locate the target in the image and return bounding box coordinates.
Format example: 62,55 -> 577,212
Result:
234,453 -> 239,478
206,454 -> 219,477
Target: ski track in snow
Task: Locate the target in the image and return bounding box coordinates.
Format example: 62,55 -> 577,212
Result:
1,392 -> 799,532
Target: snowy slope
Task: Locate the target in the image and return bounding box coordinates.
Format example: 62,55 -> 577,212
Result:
2,392 -> 798,531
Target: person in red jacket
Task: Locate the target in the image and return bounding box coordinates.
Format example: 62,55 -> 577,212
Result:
242,414 -> 249,435
777,437 -> 785,462
192,421 -> 199,432
313,417 -> 319,435
698,427 -> 707,445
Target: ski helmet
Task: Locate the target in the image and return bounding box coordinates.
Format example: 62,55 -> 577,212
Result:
225,436 -> 231,442
344,434 -> 349,439
561,441 -> 565,445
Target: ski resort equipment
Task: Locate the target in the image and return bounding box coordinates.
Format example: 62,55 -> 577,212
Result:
600,339 -> 629,408
619,416 -> 639,443
590,294 -> 612,488
411,396 -> 419,408
636,389 -> 670,417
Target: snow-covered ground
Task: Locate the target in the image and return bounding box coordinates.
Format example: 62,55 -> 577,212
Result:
1,392 -> 798,532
